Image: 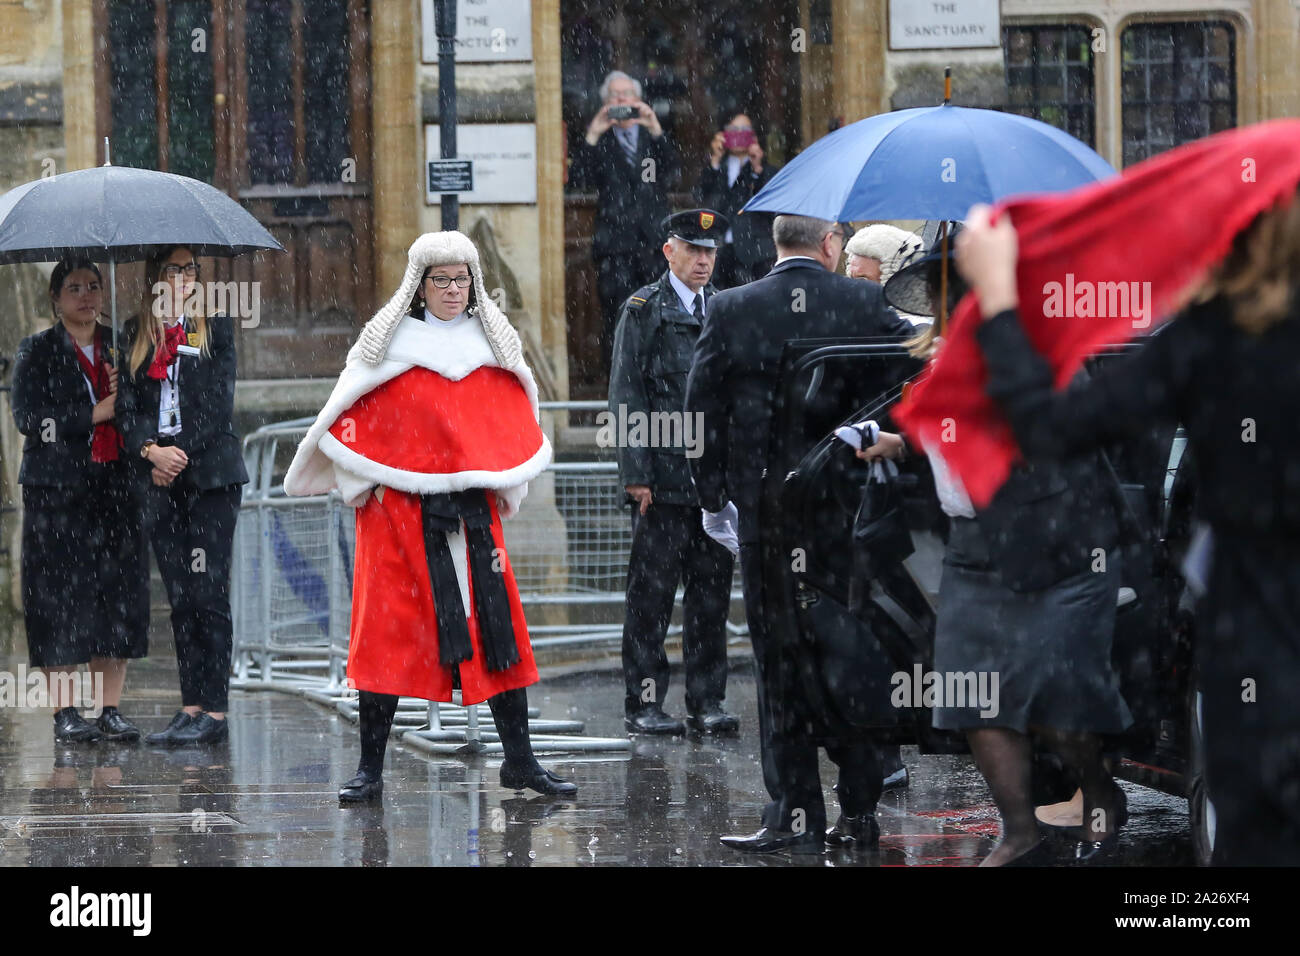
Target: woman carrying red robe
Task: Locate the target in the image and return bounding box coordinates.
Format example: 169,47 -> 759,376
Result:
285,231 -> 576,802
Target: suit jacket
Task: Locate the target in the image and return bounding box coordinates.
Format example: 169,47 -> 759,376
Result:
568,125 -> 678,258
116,314 -> 249,491
11,323 -> 113,487
696,158 -> 778,268
685,258 -> 915,543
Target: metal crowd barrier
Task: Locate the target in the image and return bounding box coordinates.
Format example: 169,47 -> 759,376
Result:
228,402 -> 739,755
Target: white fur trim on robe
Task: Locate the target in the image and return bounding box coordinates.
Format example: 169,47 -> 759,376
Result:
283,314 -> 549,517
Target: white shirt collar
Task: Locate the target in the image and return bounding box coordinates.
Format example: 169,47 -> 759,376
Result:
666,270 -> 705,317
773,254 -> 820,267
424,307 -> 470,329
726,154 -> 745,186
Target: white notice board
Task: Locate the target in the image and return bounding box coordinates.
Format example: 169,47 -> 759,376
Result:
889,0 -> 1000,50
421,0 -> 533,63
425,123 -> 537,205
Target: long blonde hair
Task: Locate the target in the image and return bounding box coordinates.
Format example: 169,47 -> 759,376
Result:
1195,187 -> 1300,334
129,245 -> 210,376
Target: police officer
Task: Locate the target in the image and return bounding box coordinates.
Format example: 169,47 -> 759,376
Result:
610,209 -> 739,736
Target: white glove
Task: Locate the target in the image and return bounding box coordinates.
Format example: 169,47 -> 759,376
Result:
702,502 -> 740,556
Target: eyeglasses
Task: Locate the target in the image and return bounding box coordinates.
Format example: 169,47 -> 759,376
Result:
162,263 -> 200,278
426,275 -> 473,289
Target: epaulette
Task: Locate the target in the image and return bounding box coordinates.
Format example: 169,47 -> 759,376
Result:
624,285 -> 658,312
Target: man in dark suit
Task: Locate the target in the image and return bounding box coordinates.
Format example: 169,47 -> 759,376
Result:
685,214 -> 915,853
697,113 -> 779,289
568,70 -> 679,371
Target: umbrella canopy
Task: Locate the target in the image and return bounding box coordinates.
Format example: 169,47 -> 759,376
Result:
744,104 -> 1115,222
0,165 -> 283,264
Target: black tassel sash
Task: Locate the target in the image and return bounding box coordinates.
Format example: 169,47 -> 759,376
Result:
420,490 -> 521,673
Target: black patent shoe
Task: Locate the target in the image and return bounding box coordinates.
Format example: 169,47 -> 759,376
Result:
720,826 -> 824,855
1073,832 -> 1120,865
339,771 -> 384,803
53,708 -> 101,744
624,706 -> 686,737
500,762 -> 578,797
167,713 -> 229,746
95,710 -> 141,743
146,710 -> 196,745
686,707 -> 740,736
825,813 -> 880,851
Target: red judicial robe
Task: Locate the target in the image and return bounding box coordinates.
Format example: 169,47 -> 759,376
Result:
284,313 -> 552,704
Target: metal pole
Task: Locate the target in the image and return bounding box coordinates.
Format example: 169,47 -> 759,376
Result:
435,0 -> 459,232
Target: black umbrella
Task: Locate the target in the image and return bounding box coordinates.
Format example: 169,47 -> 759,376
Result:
0,153 -> 283,358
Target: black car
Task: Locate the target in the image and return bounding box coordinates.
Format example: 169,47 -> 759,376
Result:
761,337 -> 1212,864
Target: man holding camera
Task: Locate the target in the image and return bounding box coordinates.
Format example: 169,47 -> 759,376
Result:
697,113 -> 779,289
570,70 -> 678,372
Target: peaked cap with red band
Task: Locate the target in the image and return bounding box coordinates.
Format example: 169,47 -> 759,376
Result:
894,119 -> 1300,508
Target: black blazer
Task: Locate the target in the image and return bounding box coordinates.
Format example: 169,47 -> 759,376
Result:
685,258 -> 915,542
696,158 -> 778,268
11,323 -> 112,487
568,126 -> 678,258
116,314 -> 249,490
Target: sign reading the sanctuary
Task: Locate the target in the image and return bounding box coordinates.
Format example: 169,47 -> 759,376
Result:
421,0 -> 533,63
889,0 -> 1000,50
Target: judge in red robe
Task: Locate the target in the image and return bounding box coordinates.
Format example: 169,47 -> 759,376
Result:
286,230 -> 577,802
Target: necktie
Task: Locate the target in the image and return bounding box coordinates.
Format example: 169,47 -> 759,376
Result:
618,126 -> 637,165
693,293 -> 704,320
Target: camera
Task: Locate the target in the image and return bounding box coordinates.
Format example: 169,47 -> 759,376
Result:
607,104 -> 638,121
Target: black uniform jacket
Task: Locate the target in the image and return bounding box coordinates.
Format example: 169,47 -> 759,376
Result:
568,125 -> 678,259
609,270 -> 718,506
685,257 -> 915,543
12,322 -> 114,487
696,158 -> 778,269
116,314 -> 249,491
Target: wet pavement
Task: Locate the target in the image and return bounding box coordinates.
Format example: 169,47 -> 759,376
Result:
0,628 -> 1192,867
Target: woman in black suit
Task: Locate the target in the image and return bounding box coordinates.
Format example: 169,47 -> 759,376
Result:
116,245 -> 249,747
956,197 -> 1300,866
11,258 -> 150,743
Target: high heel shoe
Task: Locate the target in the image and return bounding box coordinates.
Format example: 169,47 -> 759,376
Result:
1073,832 -> 1120,865
1038,781 -> 1128,834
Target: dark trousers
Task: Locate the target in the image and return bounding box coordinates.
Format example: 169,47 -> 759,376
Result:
143,478 -> 241,712
596,248 -> 663,372
739,543 -> 882,833
622,502 -> 733,716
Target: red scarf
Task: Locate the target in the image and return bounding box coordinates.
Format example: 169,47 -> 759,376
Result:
68,326 -> 121,463
894,118 -> 1300,508
147,321 -> 188,380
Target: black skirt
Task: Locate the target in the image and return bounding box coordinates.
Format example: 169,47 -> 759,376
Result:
932,516 -> 1132,734
21,462 -> 150,667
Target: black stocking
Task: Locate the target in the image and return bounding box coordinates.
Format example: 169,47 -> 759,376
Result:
489,687 -> 539,771
358,691 -> 399,778
966,727 -> 1039,860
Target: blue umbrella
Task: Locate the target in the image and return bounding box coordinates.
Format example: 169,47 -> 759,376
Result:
744,103 -> 1115,222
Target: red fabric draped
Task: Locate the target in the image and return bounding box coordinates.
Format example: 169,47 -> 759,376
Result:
146,322 -> 188,380
894,119 -> 1300,507
68,326 -> 121,463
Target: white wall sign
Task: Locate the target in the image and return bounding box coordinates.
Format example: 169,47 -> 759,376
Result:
425,123 -> 537,205
421,0 -> 532,63
889,0 -> 1000,50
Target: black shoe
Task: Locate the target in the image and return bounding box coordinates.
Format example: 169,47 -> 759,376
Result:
95,710 -> 141,743
624,706 -> 686,736
146,710 -> 196,745
1038,782 -> 1129,834
686,707 -> 739,736
882,766 -> 910,791
825,813 -> 880,851
1073,832 -> 1120,865
166,713 -> 228,746
500,762 -> 578,797
339,771 -> 384,803
1003,838 -> 1057,867
53,708 -> 101,744
719,826 -> 824,854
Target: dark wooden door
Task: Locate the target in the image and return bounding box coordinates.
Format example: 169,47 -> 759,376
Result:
97,0 -> 374,379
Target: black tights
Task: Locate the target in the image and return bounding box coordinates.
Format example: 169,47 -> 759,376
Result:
357,687 -> 538,778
